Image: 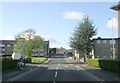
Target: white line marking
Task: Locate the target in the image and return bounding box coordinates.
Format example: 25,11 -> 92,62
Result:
78,67 -> 85,71
75,66 -> 85,71
53,81 -> 56,83
55,71 -> 58,78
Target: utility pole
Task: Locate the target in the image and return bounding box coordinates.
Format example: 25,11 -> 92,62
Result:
110,18 -> 115,59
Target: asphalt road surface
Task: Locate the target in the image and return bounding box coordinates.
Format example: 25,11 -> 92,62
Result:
9,54 -> 101,82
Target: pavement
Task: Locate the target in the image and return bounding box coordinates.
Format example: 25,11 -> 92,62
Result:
2,58 -> 52,81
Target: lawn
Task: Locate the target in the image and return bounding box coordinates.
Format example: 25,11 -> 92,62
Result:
31,57 -> 47,63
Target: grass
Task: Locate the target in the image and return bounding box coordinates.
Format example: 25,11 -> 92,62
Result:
80,58 -> 84,62
31,57 -> 47,63
87,59 -> 100,68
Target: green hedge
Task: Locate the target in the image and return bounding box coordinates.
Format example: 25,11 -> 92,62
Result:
98,59 -> 120,73
87,59 -> 120,73
87,59 -> 99,68
2,59 -> 19,71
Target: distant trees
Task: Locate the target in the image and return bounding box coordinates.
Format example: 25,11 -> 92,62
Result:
69,16 -> 97,62
13,29 -> 45,58
49,48 -> 56,55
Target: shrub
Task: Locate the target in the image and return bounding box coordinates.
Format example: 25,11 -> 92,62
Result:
87,59 -> 99,68
24,58 -> 31,63
98,59 -> 120,73
2,59 -> 19,71
2,56 -> 12,60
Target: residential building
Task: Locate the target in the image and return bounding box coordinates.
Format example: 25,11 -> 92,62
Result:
44,41 -> 49,56
92,37 -> 118,59
110,2 -> 120,59
0,40 -> 15,56
0,40 -> 49,57
57,47 -> 67,54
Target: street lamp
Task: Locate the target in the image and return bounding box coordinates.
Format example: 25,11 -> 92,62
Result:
109,18 -> 115,59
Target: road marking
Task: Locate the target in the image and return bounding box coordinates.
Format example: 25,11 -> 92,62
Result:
79,67 -> 85,71
55,71 -> 58,78
75,66 -> 85,71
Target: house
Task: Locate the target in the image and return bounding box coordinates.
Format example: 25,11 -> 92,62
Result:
0,40 -> 49,57
92,37 -> 118,59
0,40 -> 15,56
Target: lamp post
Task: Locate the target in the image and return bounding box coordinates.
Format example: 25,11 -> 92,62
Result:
109,18 -> 115,59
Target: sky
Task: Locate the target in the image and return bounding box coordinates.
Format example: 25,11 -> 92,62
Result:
0,2 -> 119,49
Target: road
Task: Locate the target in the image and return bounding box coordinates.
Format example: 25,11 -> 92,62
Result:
3,54 -> 120,83
7,54 -> 98,82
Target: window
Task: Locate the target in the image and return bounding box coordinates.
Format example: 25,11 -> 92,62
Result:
7,44 -> 11,47
0,53 -> 4,55
0,44 -> 5,47
110,48 -> 116,51
2,48 -> 5,51
110,40 -> 115,44
103,40 -> 107,43
97,40 -> 101,43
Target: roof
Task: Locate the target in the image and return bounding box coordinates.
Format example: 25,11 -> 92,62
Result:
93,37 -> 118,40
110,2 -> 120,11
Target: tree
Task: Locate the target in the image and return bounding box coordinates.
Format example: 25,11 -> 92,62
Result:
49,48 -> 56,55
69,16 -> 97,62
13,29 -> 36,58
32,35 -> 45,56
13,29 -> 44,58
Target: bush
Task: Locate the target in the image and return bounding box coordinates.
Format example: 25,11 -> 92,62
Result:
2,56 -> 12,60
87,59 -> 99,68
98,59 -> 120,73
87,59 -> 120,73
2,59 -> 19,71
24,58 -> 31,63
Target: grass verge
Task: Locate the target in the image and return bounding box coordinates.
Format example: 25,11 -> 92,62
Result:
31,57 -> 47,63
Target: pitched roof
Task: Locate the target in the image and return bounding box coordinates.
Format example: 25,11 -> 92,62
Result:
110,1 -> 120,11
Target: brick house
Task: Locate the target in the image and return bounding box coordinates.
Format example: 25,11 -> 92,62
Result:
0,40 -> 15,56
92,37 -> 118,59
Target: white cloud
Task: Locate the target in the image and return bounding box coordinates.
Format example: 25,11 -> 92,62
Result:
107,17 -> 118,29
62,11 -> 85,20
